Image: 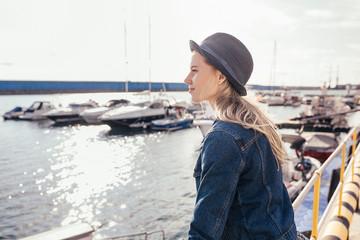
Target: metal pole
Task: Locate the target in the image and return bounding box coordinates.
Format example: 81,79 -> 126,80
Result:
337,145 -> 346,216
311,170 -> 322,240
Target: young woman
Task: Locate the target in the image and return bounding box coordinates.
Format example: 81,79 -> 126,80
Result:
185,33 -> 303,240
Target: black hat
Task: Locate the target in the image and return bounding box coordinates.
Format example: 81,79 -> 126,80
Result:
189,32 -> 253,96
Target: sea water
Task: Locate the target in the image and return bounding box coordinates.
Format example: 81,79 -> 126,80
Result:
0,90 -> 358,239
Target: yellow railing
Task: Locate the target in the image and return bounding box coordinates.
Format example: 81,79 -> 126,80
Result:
311,170 -> 322,239
291,124 -> 360,240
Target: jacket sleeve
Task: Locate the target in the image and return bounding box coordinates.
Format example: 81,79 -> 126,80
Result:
189,131 -> 244,240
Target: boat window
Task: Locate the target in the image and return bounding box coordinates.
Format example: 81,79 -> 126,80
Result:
106,99 -> 130,107
149,102 -> 164,109
31,102 -> 41,110
37,102 -> 43,110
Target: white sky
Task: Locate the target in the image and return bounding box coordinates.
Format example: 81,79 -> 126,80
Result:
0,0 -> 360,87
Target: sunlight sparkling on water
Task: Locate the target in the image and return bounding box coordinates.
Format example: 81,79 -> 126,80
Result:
39,125 -> 146,227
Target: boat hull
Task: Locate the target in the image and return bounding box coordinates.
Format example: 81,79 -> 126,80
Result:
45,114 -> 85,124
151,118 -> 193,131
102,114 -> 166,129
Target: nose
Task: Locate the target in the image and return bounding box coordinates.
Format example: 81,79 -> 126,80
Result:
184,73 -> 192,85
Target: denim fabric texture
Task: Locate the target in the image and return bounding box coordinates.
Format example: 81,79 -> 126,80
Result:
189,120 -> 297,240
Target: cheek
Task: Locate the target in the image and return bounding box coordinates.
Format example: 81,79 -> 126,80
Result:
198,76 -> 219,100
205,75 -> 219,91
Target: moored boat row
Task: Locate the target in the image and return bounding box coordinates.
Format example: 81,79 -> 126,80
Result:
2,97 -> 197,131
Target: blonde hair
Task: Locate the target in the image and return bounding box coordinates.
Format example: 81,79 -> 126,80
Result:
212,81 -> 287,165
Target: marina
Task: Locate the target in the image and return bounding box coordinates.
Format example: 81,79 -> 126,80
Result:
1,89 -> 360,239
2,0 -> 360,238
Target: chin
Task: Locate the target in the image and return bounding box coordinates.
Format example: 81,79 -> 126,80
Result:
191,97 -> 201,103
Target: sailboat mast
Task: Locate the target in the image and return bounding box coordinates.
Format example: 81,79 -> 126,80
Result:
269,40 -> 277,91
148,15 -> 151,93
328,66 -> 332,89
124,15 -> 128,92
336,65 -> 339,87
273,41 -> 277,89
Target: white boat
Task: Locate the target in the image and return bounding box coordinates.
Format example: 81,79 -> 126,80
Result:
3,106 -> 25,120
18,222 -> 165,240
297,95 -> 350,127
151,115 -> 193,131
191,101 -> 215,137
310,95 -> 349,116
341,84 -> 360,109
267,93 -> 285,106
43,100 -> 99,124
193,118 -> 215,137
267,91 -> 302,107
19,223 -> 94,240
281,132 -> 339,164
20,101 -> 55,120
80,99 -> 130,124
281,133 -> 321,201
282,156 -> 321,202
99,99 -> 174,128
151,105 -> 194,131
300,132 -> 339,163
301,95 -> 313,105
283,94 -> 302,107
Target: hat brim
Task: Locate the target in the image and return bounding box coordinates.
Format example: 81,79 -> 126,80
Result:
189,40 -> 247,96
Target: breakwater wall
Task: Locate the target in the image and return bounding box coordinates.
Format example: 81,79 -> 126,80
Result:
1,80 -> 358,95
0,80 -> 187,95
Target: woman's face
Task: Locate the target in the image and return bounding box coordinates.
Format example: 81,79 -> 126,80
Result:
184,51 -> 222,104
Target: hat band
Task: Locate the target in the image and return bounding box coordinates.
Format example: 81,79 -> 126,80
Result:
200,44 -> 239,86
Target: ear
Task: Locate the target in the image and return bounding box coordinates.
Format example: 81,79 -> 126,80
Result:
217,72 -> 227,85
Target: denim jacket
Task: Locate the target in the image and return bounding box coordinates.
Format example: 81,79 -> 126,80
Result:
189,120 -> 297,240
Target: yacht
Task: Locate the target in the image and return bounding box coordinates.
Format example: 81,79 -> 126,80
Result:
282,156 -> 320,202
191,101 -> 215,137
267,92 -> 285,106
80,99 -> 130,124
282,132 -> 339,164
299,132 -> 339,163
43,100 -> 99,124
20,101 -> 55,120
151,104 -> 193,131
281,133 -> 322,201
299,95 -> 350,126
193,118 -> 215,137
3,106 -> 25,120
99,99 -> 173,128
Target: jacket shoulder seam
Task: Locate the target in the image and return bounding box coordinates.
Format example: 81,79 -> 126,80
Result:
240,131 -> 262,151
